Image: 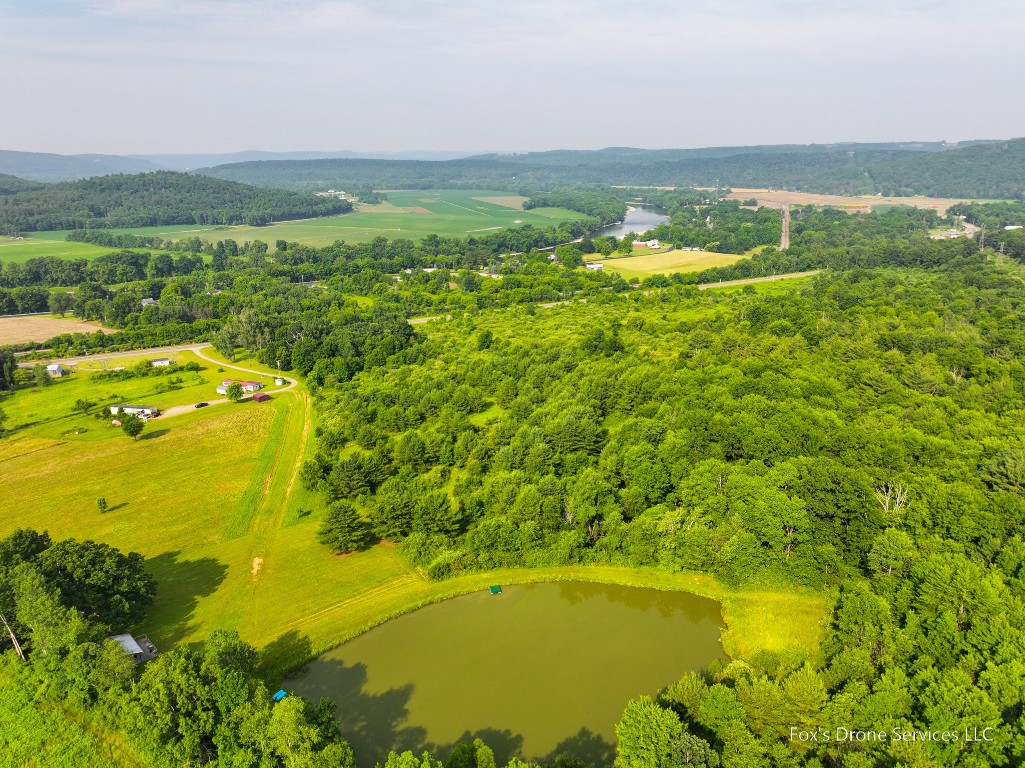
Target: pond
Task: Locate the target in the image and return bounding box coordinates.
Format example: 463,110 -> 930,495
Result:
285,581 -> 724,767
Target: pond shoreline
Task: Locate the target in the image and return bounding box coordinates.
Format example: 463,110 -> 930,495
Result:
263,563 -> 829,684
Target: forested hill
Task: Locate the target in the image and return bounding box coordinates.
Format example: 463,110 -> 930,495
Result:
868,138 -> 1025,198
0,171 -> 350,234
198,139 -> 1023,198
0,173 -> 46,196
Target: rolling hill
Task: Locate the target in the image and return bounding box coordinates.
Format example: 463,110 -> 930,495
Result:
0,171 -> 350,234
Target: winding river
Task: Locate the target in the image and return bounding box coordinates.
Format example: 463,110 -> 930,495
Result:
593,205 -> 670,240
285,582 -> 723,767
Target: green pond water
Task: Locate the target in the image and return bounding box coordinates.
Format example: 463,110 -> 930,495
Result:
285,582 -> 724,767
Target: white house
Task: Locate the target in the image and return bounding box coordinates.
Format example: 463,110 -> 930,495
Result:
151,358 -> 172,367
584,263 -> 604,271
109,405 -> 159,418
140,298 -> 157,308
216,380 -> 264,395
631,239 -> 661,249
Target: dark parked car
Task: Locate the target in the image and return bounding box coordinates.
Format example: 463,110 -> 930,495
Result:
194,402 -> 209,409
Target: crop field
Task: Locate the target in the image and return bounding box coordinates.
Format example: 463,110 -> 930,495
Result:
10,191 -> 588,255
0,315 -> 115,345
591,248 -> 746,279
724,187 -> 991,214
0,233 -> 118,265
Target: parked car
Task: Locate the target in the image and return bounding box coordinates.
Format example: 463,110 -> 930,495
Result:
194,402 -> 209,409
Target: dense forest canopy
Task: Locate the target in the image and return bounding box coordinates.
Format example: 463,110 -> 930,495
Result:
197,140 -> 1024,199
0,172 -> 46,196
0,171 -> 350,234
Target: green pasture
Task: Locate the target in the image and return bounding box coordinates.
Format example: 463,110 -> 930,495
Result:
0,232 -> 116,264
8,191 -> 590,258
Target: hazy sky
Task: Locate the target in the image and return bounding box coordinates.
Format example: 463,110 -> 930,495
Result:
2,0 -> 1022,154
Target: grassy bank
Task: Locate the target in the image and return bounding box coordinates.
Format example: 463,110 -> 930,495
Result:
258,557 -> 830,680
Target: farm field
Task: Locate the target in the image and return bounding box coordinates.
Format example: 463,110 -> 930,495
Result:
723,187 -> 995,214
0,232 -> 120,264
8,191 -> 589,255
0,314 -> 115,345
590,248 -> 746,279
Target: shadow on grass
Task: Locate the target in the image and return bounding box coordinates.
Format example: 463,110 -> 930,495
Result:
143,550 -> 228,647
140,429 -> 170,440
259,629 -> 314,680
105,502 -> 129,513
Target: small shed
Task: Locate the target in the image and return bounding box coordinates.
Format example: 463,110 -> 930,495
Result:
151,358 -> 172,367
140,298 -> 157,308
274,377 -> 285,386
252,392 -> 271,403
489,585 -> 503,595
46,364 -> 67,378
110,633 -> 158,663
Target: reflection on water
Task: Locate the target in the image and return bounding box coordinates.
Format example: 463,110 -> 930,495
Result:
286,582 -> 723,767
593,206 -> 670,240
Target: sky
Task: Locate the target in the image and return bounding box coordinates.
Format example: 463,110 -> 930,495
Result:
1,0 -> 1022,155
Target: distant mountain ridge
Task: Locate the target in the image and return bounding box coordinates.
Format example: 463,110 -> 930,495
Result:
196,139 -> 1025,199
0,149 -> 479,180
0,151 -> 164,182
2,139 -> 1019,199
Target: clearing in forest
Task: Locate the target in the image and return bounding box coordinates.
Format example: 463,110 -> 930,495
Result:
724,188 -> 987,214
593,249 -> 745,279
0,315 -> 115,345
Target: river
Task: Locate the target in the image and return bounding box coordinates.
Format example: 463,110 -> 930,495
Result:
592,205 -> 670,240
285,581 -> 723,767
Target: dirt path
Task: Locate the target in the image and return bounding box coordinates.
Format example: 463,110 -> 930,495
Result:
18,342 -> 209,369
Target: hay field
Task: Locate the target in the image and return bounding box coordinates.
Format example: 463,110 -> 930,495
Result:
0,315 -> 115,345
17,191 -> 587,251
0,233 -> 117,265
725,187 -> 984,214
592,249 -> 745,279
